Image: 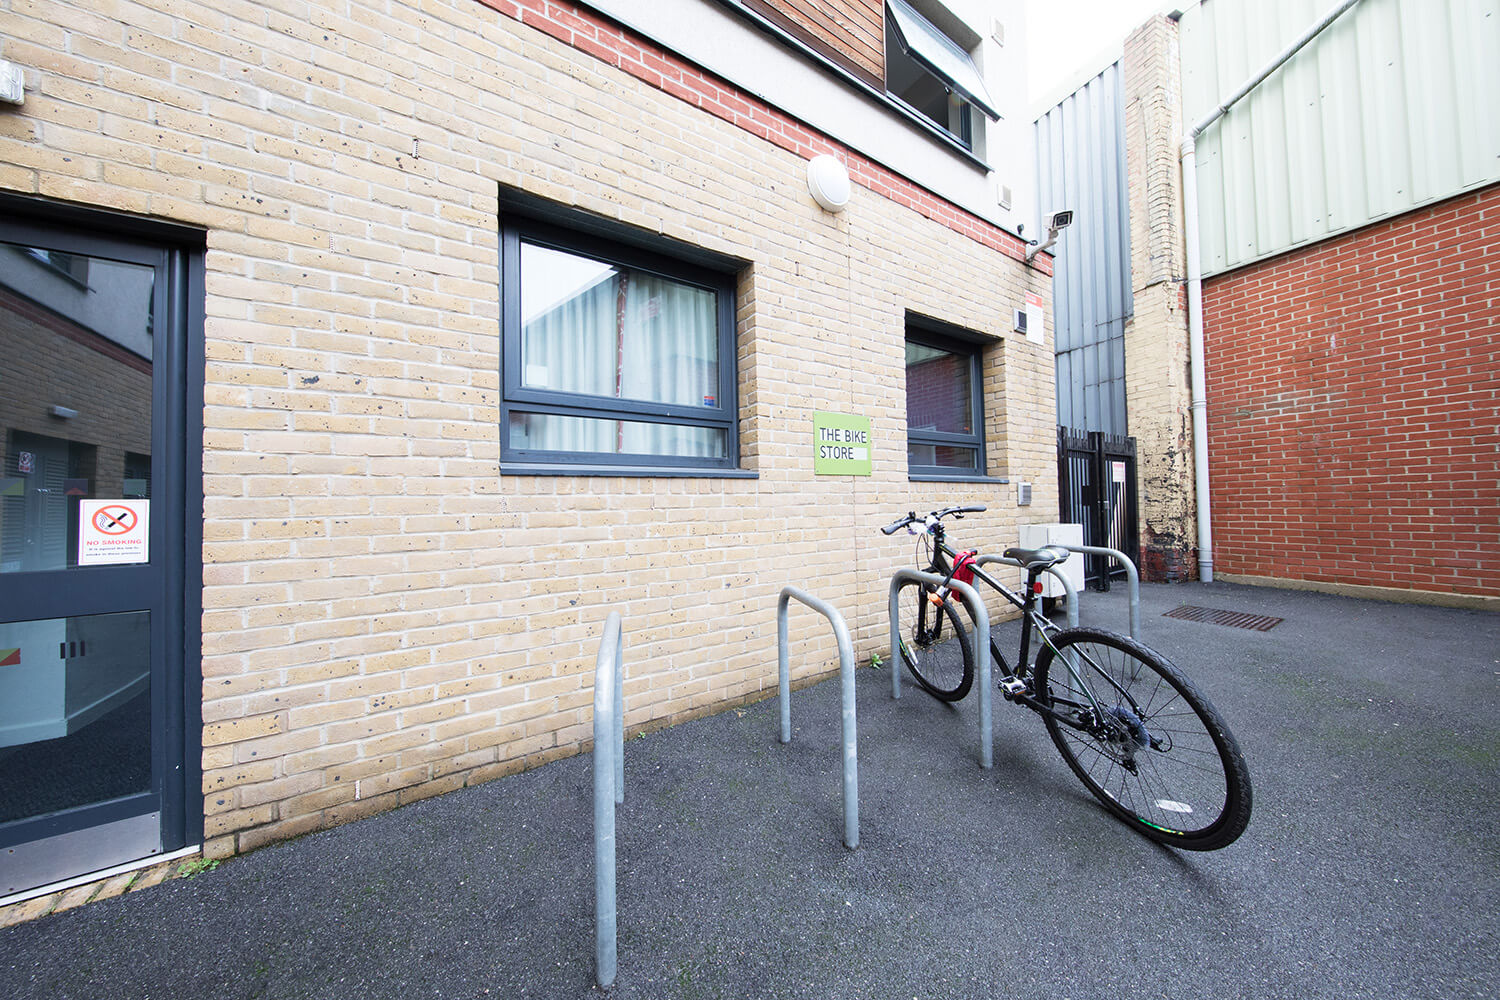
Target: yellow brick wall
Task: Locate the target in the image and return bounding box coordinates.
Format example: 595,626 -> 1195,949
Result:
0,0 -> 1056,858
1120,14 -> 1198,581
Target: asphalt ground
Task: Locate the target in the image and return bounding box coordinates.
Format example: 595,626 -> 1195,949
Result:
1,580 -> 1496,1000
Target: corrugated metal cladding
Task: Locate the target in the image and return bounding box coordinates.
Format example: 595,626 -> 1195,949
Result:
1034,61 -> 1134,437
1180,0 -> 1500,276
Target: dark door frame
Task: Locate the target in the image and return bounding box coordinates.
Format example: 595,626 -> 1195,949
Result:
0,193 -> 204,894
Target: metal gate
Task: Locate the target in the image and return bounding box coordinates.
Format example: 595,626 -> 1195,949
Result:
1057,427 -> 1139,590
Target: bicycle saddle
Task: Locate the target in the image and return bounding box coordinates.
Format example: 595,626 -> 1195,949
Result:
1002,545 -> 1071,571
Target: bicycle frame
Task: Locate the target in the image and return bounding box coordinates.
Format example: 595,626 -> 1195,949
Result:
916,526 -> 1132,735
888,506 -> 1253,849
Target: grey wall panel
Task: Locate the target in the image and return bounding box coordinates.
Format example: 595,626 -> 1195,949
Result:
1035,61 -> 1134,437
1180,0 -> 1500,275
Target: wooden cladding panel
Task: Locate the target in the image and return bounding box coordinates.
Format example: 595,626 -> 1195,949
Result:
748,0 -> 885,87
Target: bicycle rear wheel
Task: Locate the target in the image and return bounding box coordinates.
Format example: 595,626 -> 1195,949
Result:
1034,628 -> 1251,851
895,580 -> 974,702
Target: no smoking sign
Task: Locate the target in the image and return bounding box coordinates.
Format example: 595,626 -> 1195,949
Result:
93,505 -> 138,534
78,499 -> 150,565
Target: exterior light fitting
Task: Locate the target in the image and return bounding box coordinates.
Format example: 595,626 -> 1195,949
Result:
807,154 -> 851,213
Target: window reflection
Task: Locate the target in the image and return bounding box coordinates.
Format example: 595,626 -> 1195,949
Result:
0,611 -> 152,823
906,341 -> 974,436
520,242 -> 718,408
0,243 -> 154,573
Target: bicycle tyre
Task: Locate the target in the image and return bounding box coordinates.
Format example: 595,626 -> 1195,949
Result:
1034,628 -> 1251,851
894,580 -> 974,702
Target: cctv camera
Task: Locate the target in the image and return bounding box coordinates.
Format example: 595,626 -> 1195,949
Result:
1026,209 -> 1075,263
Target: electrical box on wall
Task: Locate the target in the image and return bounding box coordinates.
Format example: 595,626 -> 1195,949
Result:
1018,523 -> 1085,598
1017,481 -> 1032,506
1013,308 -> 1027,334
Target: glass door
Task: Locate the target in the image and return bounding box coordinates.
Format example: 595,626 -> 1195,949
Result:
0,215 -> 197,897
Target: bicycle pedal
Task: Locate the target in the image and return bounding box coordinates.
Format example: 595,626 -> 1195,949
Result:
999,676 -> 1027,696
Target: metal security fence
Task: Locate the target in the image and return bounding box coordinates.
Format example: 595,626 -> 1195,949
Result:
1057,427 -> 1139,591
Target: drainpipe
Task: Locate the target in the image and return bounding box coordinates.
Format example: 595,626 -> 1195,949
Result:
1178,0 -> 1363,582
1181,135 -> 1212,581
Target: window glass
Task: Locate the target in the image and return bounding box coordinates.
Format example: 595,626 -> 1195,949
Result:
905,329 -> 985,477
508,412 -> 727,460
0,610 -> 152,823
0,242 -> 154,573
884,0 -> 997,148
501,217 -> 737,473
519,243 -> 719,410
907,442 -> 979,472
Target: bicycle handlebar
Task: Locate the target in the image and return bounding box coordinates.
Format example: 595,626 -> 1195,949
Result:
879,504 -> 988,535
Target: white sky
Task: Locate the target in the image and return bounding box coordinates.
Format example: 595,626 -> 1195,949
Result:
1025,0 -> 1174,102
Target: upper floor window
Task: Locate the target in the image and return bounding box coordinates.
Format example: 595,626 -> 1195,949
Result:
905,320 -> 986,478
885,0 -> 999,149
500,214 -> 740,475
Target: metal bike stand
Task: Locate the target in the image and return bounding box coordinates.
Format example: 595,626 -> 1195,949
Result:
975,555 -> 1080,628
592,612 -> 625,988
887,570 -> 993,769
776,586 -> 859,849
1060,544 -> 1142,638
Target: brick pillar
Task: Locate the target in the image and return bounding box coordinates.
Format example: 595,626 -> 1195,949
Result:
1121,14 -> 1197,581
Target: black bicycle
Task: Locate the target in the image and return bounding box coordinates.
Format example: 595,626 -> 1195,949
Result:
882,504 -> 1252,851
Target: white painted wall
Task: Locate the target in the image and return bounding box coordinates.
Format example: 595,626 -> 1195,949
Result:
579,0 -> 1035,233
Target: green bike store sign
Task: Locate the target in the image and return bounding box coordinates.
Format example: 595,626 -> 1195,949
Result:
813,412 -> 872,476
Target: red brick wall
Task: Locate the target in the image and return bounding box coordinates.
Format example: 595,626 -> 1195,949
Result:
1203,184 -> 1500,599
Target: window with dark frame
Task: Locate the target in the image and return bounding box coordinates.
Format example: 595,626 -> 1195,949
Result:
884,0 -> 1000,151
905,322 -> 985,478
499,213 -> 740,475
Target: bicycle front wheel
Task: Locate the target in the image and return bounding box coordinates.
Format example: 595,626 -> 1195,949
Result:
1034,628 -> 1251,851
894,580 -> 974,702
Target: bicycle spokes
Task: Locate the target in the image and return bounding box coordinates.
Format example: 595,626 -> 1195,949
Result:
897,581 -> 974,702
1035,629 -> 1252,850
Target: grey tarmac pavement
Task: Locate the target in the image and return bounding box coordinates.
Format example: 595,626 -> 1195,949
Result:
1,580 -> 1496,1000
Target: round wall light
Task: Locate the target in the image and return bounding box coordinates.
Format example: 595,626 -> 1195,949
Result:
807,154 -> 851,213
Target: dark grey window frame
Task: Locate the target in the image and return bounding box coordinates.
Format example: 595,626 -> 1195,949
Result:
884,0 -> 1000,153
498,194 -> 747,477
702,0 -> 991,169
905,316 -> 1003,483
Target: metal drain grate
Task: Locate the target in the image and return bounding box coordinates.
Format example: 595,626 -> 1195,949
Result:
1163,605 -> 1283,631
